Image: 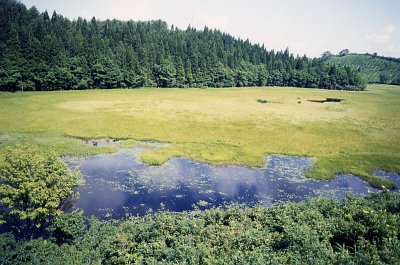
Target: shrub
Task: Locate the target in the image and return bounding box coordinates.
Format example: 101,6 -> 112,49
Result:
0,145 -> 82,236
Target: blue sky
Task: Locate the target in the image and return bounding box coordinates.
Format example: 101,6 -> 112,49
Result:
20,0 -> 400,58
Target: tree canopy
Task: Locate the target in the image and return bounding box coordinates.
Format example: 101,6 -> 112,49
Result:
0,0 -> 365,91
0,145 -> 82,235
326,53 -> 400,85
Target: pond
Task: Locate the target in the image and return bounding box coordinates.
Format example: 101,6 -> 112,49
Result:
64,143 -> 400,220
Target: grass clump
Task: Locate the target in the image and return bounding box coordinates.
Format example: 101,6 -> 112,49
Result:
119,139 -> 139,148
308,153 -> 400,189
256,98 -> 269,103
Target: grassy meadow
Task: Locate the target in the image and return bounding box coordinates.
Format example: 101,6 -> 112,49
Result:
0,84 -> 399,188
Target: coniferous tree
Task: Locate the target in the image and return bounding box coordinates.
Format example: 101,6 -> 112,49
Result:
0,0 -> 366,91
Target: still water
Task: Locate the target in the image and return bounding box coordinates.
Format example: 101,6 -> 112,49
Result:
65,144 -> 400,220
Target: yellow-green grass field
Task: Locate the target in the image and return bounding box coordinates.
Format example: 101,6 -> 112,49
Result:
0,84 -> 399,188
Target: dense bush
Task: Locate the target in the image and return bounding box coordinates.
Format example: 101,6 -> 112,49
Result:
46,210 -> 86,245
1,192 -> 399,264
0,145 -> 82,237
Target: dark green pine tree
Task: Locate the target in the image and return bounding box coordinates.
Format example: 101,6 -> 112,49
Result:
0,0 -> 366,91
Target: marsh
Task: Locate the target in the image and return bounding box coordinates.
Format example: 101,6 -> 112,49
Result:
65,145 -> 400,219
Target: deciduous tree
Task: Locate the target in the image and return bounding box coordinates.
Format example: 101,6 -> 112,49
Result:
0,145 -> 82,236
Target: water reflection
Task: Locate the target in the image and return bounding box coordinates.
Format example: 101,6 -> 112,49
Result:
64,148 -> 400,219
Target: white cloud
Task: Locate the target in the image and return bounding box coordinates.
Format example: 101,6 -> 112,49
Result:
365,24 -> 397,44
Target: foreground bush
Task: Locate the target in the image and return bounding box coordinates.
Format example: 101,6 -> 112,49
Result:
1,192 -> 399,264
0,145 -> 82,237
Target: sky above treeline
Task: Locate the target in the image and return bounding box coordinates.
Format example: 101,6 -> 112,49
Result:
20,0 -> 400,58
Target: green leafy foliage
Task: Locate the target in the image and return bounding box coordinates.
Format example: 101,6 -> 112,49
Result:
47,210 -> 86,244
0,145 -> 82,234
1,192 -> 399,264
0,0 -> 364,91
327,53 -> 400,85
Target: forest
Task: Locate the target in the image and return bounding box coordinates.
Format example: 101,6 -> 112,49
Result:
0,0 -> 366,91
326,52 -> 400,85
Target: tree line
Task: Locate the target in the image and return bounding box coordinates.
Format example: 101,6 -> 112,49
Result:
0,0 -> 365,91
326,52 -> 400,85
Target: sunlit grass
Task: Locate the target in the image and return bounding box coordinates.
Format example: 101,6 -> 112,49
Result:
0,132 -> 115,158
0,84 -> 399,188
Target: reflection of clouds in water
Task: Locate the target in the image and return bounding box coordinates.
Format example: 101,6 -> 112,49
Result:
80,153 -> 135,177
137,159 -> 191,190
213,166 -> 260,198
259,155 -> 316,202
66,147 -> 399,219
135,158 -> 215,193
315,175 -> 380,199
76,186 -> 127,216
169,158 -> 197,177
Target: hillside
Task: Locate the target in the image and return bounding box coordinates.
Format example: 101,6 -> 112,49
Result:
327,53 -> 400,85
0,0 -> 364,91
